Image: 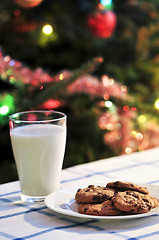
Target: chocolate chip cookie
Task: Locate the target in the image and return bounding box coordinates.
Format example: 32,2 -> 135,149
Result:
100,200 -> 122,216
75,185 -> 116,204
78,200 -> 121,216
106,181 -> 149,194
112,190 -> 153,214
75,181 -> 158,216
150,195 -> 159,208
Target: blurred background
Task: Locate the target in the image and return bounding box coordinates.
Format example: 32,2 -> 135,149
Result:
0,0 -> 159,184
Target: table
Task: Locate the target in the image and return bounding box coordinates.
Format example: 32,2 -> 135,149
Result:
1,147 -> 159,240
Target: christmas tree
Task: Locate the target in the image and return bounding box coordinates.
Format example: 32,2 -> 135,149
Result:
0,0 -> 159,183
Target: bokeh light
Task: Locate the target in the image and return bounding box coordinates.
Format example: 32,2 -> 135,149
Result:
138,115 -> 146,123
42,24 -> 53,35
155,99 -> 159,109
105,100 -> 112,108
101,0 -> 112,6
0,106 -> 9,115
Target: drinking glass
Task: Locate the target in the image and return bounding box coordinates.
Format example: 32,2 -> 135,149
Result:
9,110 -> 67,203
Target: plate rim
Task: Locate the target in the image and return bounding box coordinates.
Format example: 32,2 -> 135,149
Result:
44,182 -> 159,220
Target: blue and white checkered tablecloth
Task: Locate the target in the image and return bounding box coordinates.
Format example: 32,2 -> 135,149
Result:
1,147 -> 159,240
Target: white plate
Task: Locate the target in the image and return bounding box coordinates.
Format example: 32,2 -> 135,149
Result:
44,183 -> 159,220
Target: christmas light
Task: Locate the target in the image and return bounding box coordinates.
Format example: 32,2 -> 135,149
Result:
103,94 -> 109,100
59,74 -> 64,80
131,130 -> 137,137
106,123 -> 113,131
9,77 -> 16,83
102,75 -> 108,85
9,60 -> 15,66
131,130 -> 143,140
102,75 -> 114,86
136,133 -> 143,141
131,107 -> 137,111
101,0 -> 112,7
125,147 -> 132,154
4,56 -> 10,62
100,0 -> 113,10
105,100 -> 112,108
155,99 -> 159,109
7,69 -> 12,76
0,106 -> 9,115
138,115 -> 146,123
42,25 -> 53,35
0,94 -> 14,116
123,105 -> 129,111
121,85 -> 127,93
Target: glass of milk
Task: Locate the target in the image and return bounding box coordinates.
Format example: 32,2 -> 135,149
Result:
9,110 -> 67,203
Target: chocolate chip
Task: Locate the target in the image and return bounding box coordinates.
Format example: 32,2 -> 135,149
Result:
114,181 -> 119,187
129,209 -> 135,213
85,189 -> 90,192
137,206 -> 143,212
93,210 -> 99,213
93,195 -> 101,201
84,208 -> 88,213
88,185 -> 94,188
148,205 -> 152,210
102,194 -> 108,200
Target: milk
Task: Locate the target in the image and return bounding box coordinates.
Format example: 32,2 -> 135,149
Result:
10,124 -> 66,197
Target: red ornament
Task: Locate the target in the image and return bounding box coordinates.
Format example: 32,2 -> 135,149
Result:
15,0 -> 43,8
87,10 -> 117,38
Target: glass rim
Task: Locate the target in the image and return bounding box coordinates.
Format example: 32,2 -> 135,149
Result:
9,110 -> 67,123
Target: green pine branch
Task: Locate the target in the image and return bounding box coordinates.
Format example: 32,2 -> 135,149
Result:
19,57 -> 103,110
